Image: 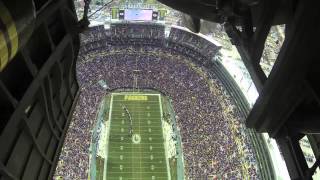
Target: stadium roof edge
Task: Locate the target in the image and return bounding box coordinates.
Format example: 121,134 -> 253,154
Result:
170,25 -> 222,47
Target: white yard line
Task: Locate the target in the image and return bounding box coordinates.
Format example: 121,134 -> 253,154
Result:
158,94 -> 171,180
138,97 -> 142,180
123,93 -> 134,180
112,110 -> 160,112
108,142 -> 164,144
111,125 -> 161,128
103,94 -> 114,180
111,93 -> 160,96
108,172 -> 167,173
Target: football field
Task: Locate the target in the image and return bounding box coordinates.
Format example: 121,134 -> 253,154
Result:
105,93 -> 169,180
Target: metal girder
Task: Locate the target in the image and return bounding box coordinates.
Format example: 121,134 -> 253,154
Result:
224,0 -> 278,92
245,0 -> 320,179
246,0 -> 320,136
276,135 -> 310,179
0,0 -> 80,179
224,22 -> 267,92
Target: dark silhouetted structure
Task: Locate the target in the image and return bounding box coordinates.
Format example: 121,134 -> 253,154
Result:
0,0 -> 79,179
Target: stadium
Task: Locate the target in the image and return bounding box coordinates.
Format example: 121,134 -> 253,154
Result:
52,23 -> 269,179
1,0 -> 319,180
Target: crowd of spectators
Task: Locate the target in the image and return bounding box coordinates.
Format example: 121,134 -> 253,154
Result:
80,25 -> 109,44
110,23 -> 165,39
169,27 -> 220,58
109,22 -> 165,46
54,23 -> 260,179
53,83 -> 105,179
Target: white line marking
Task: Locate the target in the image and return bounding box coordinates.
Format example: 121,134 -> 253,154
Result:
103,94 -> 114,180
111,93 -> 160,96
158,94 -> 171,180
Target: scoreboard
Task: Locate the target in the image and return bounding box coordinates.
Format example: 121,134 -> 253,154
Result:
111,8 -> 163,21
125,9 -> 153,21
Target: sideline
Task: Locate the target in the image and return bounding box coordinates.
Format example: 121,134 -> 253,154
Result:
103,94 -> 114,180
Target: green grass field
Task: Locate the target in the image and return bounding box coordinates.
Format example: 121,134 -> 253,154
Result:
105,93 -> 169,180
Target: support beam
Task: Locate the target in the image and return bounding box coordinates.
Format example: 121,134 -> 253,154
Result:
251,0 -> 277,63
224,23 -> 267,92
288,112 -> 320,134
246,0 -> 320,136
276,136 -> 309,179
